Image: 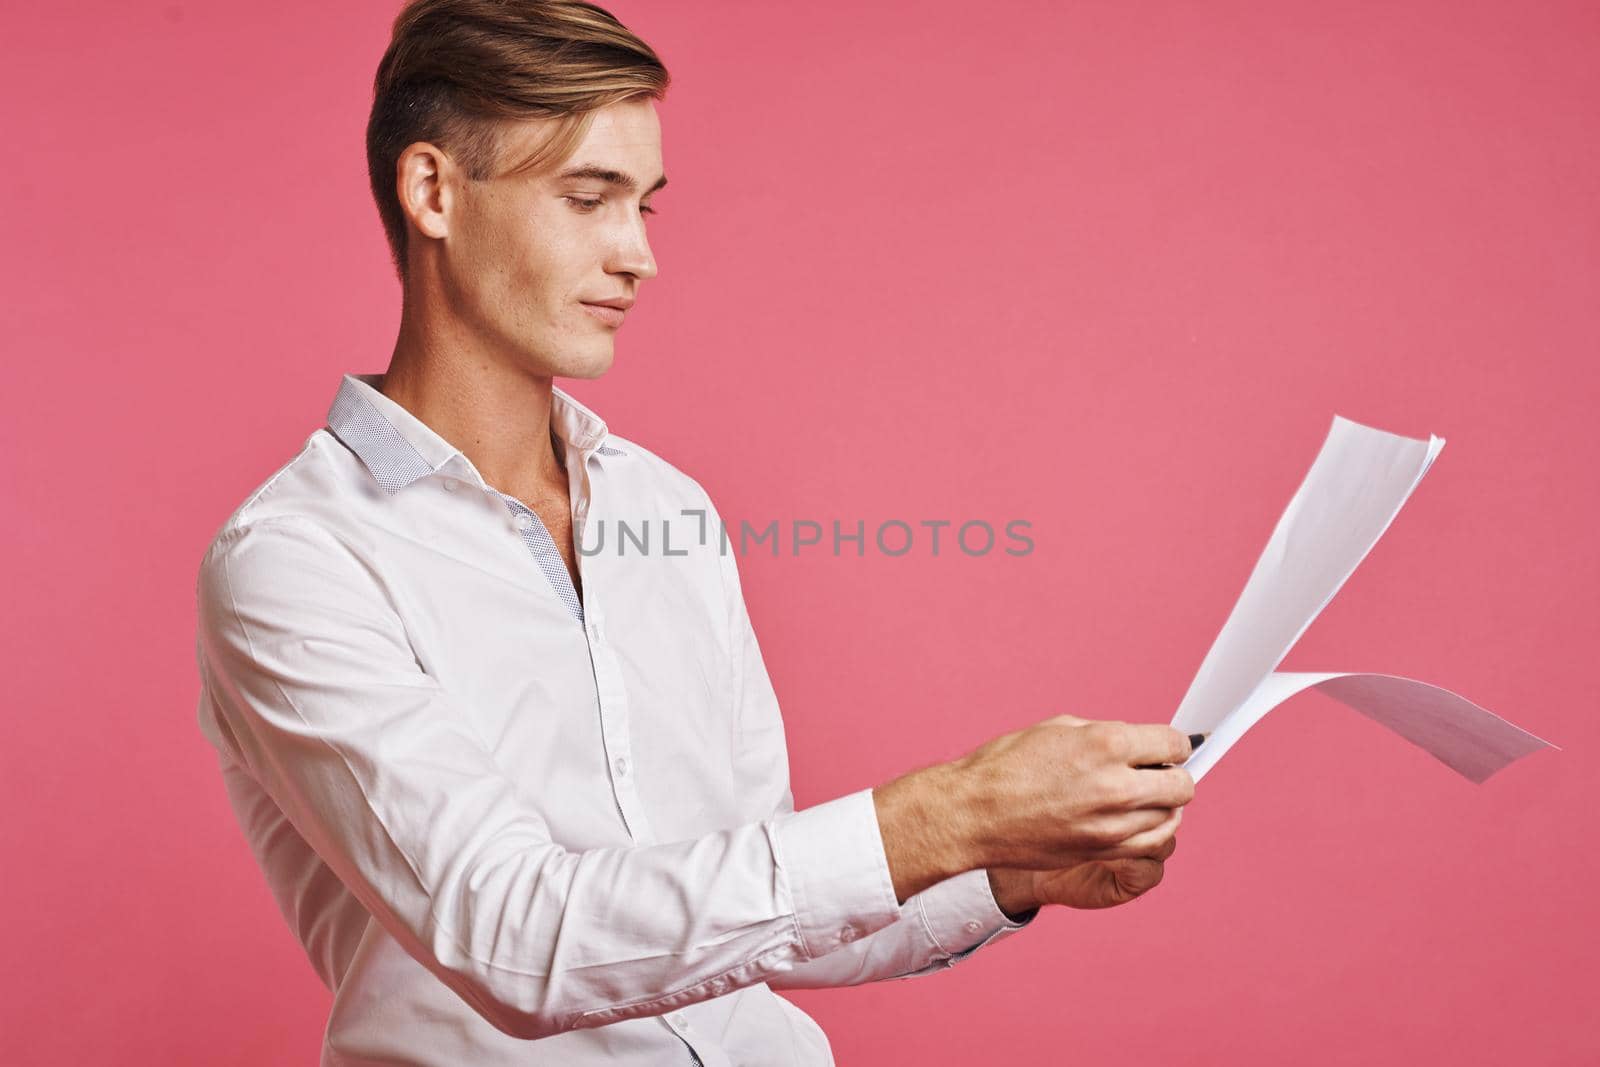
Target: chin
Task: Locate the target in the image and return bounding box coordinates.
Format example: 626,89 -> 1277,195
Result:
554,346 -> 615,380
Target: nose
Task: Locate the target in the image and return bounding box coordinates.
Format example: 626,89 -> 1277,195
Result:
608,211 -> 657,282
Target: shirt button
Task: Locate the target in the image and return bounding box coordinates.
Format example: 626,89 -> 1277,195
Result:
669,1012 -> 688,1028
442,477 -> 459,492
588,618 -> 604,643
839,925 -> 858,943
514,512 -> 532,530
613,756 -> 629,777
965,920 -> 982,933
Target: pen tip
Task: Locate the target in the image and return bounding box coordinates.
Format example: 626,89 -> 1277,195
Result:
1188,732 -> 1207,751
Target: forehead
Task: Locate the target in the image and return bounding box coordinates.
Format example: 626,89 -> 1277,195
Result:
573,97 -> 662,157
499,98 -> 664,184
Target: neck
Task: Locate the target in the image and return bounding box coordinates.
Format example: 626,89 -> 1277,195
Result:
380,298 -> 566,497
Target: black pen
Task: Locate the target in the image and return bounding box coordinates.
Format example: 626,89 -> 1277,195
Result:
1135,731 -> 1207,770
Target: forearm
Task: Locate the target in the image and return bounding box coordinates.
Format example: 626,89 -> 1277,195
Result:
872,759 -> 1042,920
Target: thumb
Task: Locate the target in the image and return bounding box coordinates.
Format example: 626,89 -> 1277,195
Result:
1111,857 -> 1166,897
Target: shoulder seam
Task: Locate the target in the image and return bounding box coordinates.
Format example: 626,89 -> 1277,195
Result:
224,431 -> 332,532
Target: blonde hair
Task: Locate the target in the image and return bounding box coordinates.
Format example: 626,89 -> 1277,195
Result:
365,0 -> 670,281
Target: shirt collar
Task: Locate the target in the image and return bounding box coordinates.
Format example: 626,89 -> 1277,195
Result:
326,372 -> 623,496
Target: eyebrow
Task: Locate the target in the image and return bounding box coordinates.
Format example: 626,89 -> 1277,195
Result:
553,163 -> 668,195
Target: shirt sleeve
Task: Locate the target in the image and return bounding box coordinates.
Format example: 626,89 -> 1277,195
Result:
708,499 -> 1035,991
193,515 -> 907,1041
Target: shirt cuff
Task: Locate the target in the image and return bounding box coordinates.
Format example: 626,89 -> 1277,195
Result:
915,868 -> 1036,956
768,788 -> 902,960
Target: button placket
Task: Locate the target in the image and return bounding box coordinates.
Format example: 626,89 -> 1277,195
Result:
567,459 -> 655,847
489,492 -> 584,624
588,634 -> 654,845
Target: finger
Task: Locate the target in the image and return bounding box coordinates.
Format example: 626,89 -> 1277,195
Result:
1122,724 -> 1196,767
1114,766 -> 1195,810
1094,807 -> 1182,859
1083,806 -> 1173,843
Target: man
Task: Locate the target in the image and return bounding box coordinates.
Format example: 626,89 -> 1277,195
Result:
193,2 -> 1196,1064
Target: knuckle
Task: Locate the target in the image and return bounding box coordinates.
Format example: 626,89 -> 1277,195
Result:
1087,724 -> 1126,760
1100,773 -> 1135,809
1070,724 -> 1104,761
1176,770 -> 1196,804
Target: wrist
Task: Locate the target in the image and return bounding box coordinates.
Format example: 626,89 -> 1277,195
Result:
986,868 -> 1041,921
873,761 -> 981,904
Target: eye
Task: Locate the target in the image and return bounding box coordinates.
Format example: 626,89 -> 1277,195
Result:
564,195 -> 658,218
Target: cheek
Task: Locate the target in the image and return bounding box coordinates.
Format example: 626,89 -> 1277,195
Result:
480,232 -> 554,318
496,218 -> 560,288
465,195 -> 542,280
461,200 -> 589,330
519,233 -> 591,319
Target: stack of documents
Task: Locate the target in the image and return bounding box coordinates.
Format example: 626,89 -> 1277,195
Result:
1171,416 -> 1555,783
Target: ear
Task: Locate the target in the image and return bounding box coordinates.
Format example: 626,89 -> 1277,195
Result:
395,141 -> 454,242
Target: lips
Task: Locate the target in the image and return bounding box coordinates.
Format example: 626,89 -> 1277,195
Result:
581,303 -> 626,327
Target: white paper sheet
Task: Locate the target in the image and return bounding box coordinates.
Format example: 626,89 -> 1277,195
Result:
1169,415 -> 1556,783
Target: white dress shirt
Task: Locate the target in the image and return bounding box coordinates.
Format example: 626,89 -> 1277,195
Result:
193,372 -> 1032,1066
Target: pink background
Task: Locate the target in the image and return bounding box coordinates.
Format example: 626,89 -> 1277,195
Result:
5,1 -> 1596,1063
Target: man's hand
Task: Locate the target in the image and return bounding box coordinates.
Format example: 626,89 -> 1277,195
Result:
874,717 -> 1196,904
987,817 -> 1179,916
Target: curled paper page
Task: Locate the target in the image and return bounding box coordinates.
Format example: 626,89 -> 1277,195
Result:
1170,415 -> 1554,782
1184,672 -> 1557,784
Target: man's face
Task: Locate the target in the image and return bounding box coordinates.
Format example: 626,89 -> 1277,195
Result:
434,97 -> 663,379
